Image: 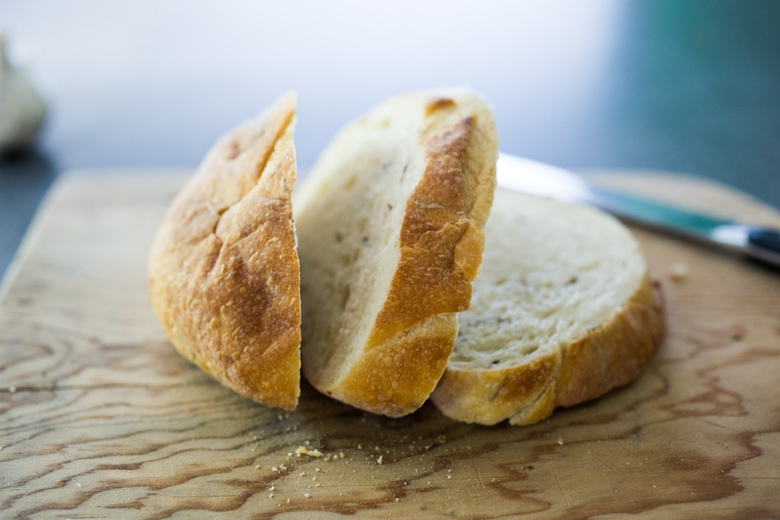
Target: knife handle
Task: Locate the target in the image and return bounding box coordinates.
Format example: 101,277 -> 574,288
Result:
746,228 -> 780,268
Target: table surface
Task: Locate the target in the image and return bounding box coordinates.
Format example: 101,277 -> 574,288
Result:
1,0 -> 780,280
1,168 -> 779,518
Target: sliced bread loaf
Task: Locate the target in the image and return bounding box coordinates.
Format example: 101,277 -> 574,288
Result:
294,89 -> 498,417
430,188 -> 665,425
148,92 -> 301,410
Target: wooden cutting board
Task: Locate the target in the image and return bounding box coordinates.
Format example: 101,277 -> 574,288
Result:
1,169 -> 779,519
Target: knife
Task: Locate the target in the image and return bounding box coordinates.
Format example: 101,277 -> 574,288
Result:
496,153 -> 780,268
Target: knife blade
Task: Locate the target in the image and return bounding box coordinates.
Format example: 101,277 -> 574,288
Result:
496,153 -> 780,268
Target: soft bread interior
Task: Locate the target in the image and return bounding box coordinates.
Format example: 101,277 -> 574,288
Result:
431,188 -> 664,425
295,107 -> 420,385
295,89 -> 497,416
452,190 -> 645,369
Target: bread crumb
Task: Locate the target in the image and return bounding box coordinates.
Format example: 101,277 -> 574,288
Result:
304,493 -> 311,498
377,455 -> 383,465
339,452 -> 345,459
269,485 -> 275,491
315,483 -> 321,488
669,262 -> 689,281
299,472 -> 307,477
557,438 -> 564,445
295,446 -> 323,458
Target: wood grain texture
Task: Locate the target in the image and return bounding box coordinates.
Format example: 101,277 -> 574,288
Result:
1,169 -> 779,519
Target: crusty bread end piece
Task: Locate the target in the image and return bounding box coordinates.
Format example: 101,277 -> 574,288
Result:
148,92 -> 301,410
430,189 -> 665,425
295,89 -> 498,417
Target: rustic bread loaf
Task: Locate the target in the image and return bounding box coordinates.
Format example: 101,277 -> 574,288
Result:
430,188 -> 665,425
148,92 -> 301,410
294,89 -> 498,417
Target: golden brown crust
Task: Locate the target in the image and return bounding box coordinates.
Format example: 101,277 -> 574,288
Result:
424,97 -> 457,115
338,314 -> 459,417
298,89 -> 498,417
430,273 -> 665,425
431,349 -> 561,426
147,92 -> 301,410
339,98 -> 496,415
367,117 -> 478,348
552,275 -> 665,409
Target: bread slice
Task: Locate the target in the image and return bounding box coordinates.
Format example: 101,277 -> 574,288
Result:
294,89 -> 498,417
148,92 -> 301,410
430,188 -> 665,425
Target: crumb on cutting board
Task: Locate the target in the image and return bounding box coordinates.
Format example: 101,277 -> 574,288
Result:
669,262 -> 690,281
295,446 -> 323,458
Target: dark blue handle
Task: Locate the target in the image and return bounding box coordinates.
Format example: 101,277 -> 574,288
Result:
747,228 -> 780,267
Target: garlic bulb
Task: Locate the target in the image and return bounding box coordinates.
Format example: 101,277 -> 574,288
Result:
0,33 -> 47,155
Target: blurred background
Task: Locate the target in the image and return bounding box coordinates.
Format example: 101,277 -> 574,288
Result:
1,0 -> 779,278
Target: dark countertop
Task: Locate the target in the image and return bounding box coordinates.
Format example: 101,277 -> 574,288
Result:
2,0 -> 779,279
